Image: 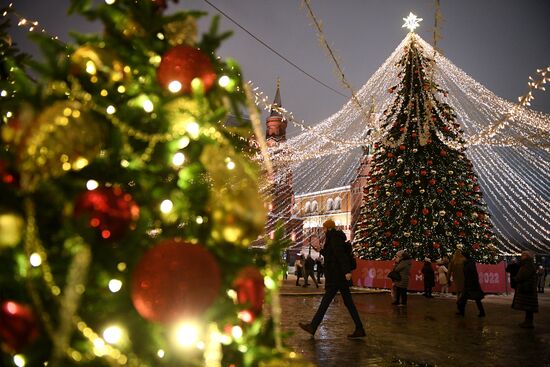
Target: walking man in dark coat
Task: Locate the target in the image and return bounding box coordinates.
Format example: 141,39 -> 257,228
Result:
303,255 -> 318,288
299,219 -> 366,338
512,250 -> 539,328
456,250 -> 486,317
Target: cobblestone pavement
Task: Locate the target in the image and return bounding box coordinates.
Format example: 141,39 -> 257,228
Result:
280,276 -> 550,367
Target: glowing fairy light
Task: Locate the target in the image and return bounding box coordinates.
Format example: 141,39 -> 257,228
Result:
218,75 -> 230,87
105,0 -> 116,4
13,355 -> 26,367
106,105 -> 116,114
231,325 -> 243,339
178,137 -> 190,149
157,349 -> 165,358
402,12 -> 423,32
174,322 -> 200,347
168,81 -> 182,93
103,325 -> 123,344
142,99 -> 154,113
86,180 -> 99,190
29,253 -> 42,267
172,152 -> 185,166
85,61 -> 97,75
186,121 -> 200,138
108,279 -> 123,293
160,200 -> 173,213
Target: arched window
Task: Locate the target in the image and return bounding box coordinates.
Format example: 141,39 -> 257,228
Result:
334,197 -> 342,210
311,200 -> 318,212
304,201 -> 311,213
326,198 -> 334,211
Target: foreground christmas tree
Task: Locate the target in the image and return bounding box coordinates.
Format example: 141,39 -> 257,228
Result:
0,1 -> 310,366
353,20 -> 498,263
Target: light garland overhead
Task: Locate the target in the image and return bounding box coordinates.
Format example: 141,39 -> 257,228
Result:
258,33 -> 549,254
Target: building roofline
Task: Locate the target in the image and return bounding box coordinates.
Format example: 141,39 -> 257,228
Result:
295,185 -> 350,198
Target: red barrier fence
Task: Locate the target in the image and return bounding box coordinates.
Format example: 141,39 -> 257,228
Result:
351,258 -> 508,293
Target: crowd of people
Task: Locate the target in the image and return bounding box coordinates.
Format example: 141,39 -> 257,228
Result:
295,220 -> 545,338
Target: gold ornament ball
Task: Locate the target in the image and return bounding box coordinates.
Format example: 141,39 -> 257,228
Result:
17,101 -> 105,190
0,211 -> 25,248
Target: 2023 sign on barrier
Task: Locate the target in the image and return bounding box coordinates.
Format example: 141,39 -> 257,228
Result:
352,258 -> 508,293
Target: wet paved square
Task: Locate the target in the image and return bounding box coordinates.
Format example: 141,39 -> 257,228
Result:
279,278 -> 550,367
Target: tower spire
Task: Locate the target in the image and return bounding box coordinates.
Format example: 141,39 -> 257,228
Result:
270,78 -> 282,117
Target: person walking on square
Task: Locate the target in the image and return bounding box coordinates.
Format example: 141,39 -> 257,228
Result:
537,265 -> 546,293
316,256 -> 324,284
294,255 -> 304,286
391,251 -> 412,306
437,259 -> 449,296
299,219 -> 365,338
422,258 -> 435,298
449,249 -> 466,301
303,254 -> 319,288
512,251 -> 538,328
456,250 -> 485,317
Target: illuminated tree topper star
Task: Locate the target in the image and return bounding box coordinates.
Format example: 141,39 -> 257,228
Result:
402,12 -> 423,32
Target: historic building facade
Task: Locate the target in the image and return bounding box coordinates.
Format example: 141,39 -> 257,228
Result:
263,82 -> 374,258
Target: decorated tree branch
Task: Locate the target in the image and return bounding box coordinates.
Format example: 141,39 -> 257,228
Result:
0,1 -> 310,366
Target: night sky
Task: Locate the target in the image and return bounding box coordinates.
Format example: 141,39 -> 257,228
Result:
8,0 -> 550,137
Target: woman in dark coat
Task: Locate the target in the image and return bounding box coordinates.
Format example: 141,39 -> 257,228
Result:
422,258 -> 435,298
512,250 -> 538,328
391,251 -> 412,306
456,251 -> 485,317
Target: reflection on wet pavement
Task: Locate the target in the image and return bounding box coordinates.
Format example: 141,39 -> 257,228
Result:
280,290 -> 550,367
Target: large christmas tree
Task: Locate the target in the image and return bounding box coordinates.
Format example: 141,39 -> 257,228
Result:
0,1 -> 311,366
353,31 -> 498,264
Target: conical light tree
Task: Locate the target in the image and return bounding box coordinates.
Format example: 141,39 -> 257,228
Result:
0,1 -> 312,366
353,30 -> 498,264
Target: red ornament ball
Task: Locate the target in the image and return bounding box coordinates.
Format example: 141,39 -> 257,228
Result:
392,240 -> 400,247
74,186 -> 140,241
422,208 -> 430,216
233,266 -> 265,319
411,132 -> 418,138
384,231 -> 392,238
420,170 -> 427,176
157,45 -> 217,94
433,242 -> 440,249
429,178 -> 437,186
405,188 -> 413,195
0,301 -> 39,352
436,188 -> 443,194
395,181 -> 403,188
453,220 -> 460,226
399,145 -> 406,151
387,152 -> 394,158
410,218 -> 418,225
440,149 -> 447,157
131,239 -> 221,324
473,243 -> 480,250
456,211 -> 463,218
449,199 -> 457,206
426,160 -> 433,166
